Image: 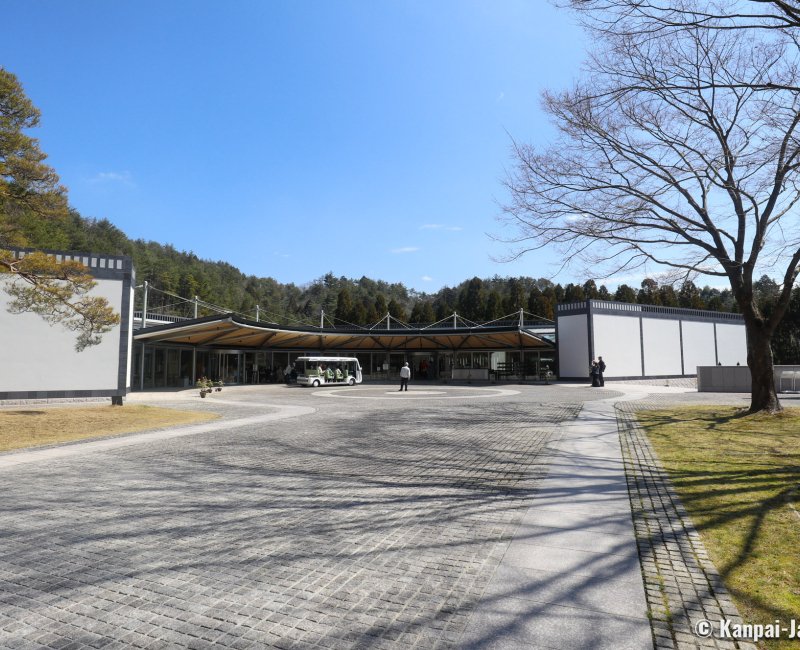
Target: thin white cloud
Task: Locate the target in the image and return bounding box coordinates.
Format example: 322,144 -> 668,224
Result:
496,91 -> 505,103
419,224 -> 462,231
390,246 -> 420,254
273,252 -> 290,259
88,171 -> 135,187
421,275 -> 433,282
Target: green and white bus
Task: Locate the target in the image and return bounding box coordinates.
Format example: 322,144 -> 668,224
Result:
294,356 -> 363,387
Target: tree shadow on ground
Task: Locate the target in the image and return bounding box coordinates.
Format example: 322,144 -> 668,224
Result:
0,399 -> 617,648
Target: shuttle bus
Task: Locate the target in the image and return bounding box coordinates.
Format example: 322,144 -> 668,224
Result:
294,356 -> 363,387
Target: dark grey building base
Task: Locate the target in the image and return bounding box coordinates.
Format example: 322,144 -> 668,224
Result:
0,389 -> 126,401
559,374 -> 694,382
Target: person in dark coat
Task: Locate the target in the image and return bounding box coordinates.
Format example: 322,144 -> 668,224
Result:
598,356 -> 606,386
590,361 -> 600,387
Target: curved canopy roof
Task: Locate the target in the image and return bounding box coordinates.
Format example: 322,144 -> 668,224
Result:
133,314 -> 554,352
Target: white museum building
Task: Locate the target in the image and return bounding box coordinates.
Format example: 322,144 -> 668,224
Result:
0,247 -> 755,401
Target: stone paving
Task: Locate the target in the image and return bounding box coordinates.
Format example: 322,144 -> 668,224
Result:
459,393 -> 652,650
0,385 -> 592,649
2,383 -> 792,649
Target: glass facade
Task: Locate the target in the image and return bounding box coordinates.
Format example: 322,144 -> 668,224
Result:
132,344 -> 556,389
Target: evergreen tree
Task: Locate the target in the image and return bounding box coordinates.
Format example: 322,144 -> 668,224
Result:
1,67 -> 118,350
410,300 -> 436,324
387,298 -> 407,323
503,277 -> 527,313
638,278 -> 660,305
334,286 -> 355,323
528,286 -> 554,320
374,294 -> 388,319
563,283 -> 586,302
582,279 -> 599,299
484,290 -> 504,321
658,285 -> 679,307
459,277 -> 485,321
418,301 -> 435,324
678,281 -> 705,309
540,287 -> 557,320
614,284 -> 637,303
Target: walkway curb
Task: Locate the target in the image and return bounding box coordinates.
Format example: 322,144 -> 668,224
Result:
616,402 -> 758,650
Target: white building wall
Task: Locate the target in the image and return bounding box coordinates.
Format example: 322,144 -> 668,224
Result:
0,277 -> 125,393
641,318 -> 683,376
557,314 -> 589,378
126,282 -> 135,388
681,320 -> 718,372
593,314 -> 643,377
715,323 -> 747,366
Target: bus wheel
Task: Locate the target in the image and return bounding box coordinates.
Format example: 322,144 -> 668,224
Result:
312,380 -> 320,387
348,377 -> 356,386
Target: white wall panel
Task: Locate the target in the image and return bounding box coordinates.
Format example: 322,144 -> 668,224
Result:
641,318 -> 682,375
715,323 -> 747,366
557,314 -> 589,377
593,314 -> 643,377
126,283 -> 135,388
681,320 -> 717,373
0,277 -> 124,392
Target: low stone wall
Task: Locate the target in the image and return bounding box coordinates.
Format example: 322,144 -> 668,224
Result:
697,364 -> 800,392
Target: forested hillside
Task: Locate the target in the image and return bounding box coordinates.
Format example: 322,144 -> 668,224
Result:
11,205 -> 743,323
8,196 -> 800,362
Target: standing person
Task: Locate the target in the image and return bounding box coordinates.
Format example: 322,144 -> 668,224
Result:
598,356 -> 606,387
399,362 -> 411,391
590,360 -> 600,387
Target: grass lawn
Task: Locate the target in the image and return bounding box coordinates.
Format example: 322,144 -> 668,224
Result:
637,406 -> 800,650
0,405 -> 219,452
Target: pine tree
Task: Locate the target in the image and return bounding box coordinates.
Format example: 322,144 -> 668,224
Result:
1,67 -> 119,350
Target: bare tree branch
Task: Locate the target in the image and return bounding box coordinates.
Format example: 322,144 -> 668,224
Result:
502,5 -> 800,411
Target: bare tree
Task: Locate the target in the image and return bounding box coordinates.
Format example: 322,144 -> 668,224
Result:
565,0 -> 800,32
501,20 -> 800,412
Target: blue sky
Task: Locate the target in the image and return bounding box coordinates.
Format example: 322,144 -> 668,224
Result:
3,1 -> 590,292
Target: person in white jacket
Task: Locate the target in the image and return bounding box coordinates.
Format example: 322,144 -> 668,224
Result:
399,362 -> 411,391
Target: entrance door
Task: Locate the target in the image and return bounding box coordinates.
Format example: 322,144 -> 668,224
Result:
410,353 -> 434,380
218,352 -> 241,384
438,353 -> 453,380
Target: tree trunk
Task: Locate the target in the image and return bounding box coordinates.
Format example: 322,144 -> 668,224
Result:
745,321 -> 782,413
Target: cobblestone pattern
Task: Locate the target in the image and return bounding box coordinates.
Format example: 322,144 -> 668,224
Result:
608,378 -> 698,389
0,398 -> 578,649
616,398 -> 758,650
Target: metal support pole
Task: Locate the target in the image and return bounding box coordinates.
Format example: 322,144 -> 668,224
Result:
386,312 -> 390,329
142,280 -> 148,329
453,312 -> 457,328
321,309 -> 325,328
194,295 -> 199,319
256,305 -> 260,322
139,343 -> 145,391
519,307 -> 524,328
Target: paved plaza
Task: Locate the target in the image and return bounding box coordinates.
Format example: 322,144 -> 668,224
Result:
0,382 -> 773,649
